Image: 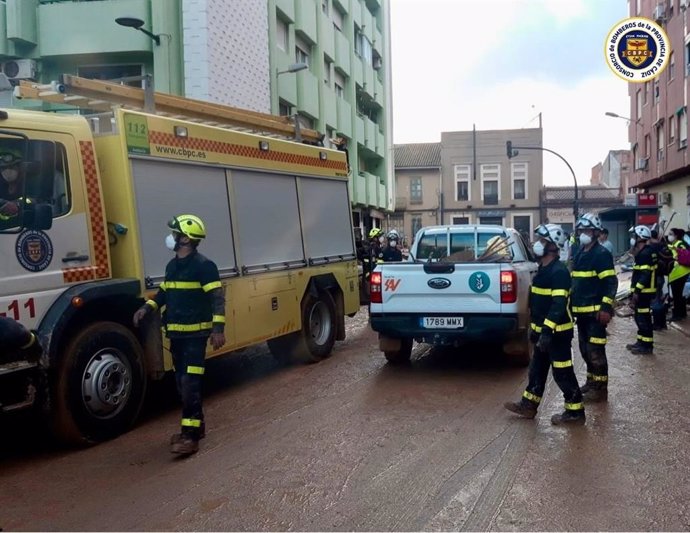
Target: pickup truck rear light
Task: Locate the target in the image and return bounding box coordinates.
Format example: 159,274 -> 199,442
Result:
500,270 -> 517,304
370,272 -> 383,303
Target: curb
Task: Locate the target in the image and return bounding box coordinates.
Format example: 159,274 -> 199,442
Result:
668,321 -> 690,338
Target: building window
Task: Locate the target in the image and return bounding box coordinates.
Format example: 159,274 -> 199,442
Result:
411,216 -> 422,239
410,176 -> 423,204
654,78 -> 660,104
645,133 -> 651,158
452,216 -> 470,225
454,164 -> 471,201
679,108 -> 688,148
295,36 -> 311,68
78,64 -> 143,87
276,16 -> 289,52
354,26 -> 362,57
481,163 -> 500,205
512,215 -> 532,239
480,216 -> 503,225
669,115 -> 676,144
657,123 -> 665,160
278,99 -> 291,116
511,162 -> 528,200
636,0 -> 641,14
334,70 -> 346,98
324,58 -> 332,86
636,89 -> 643,119
669,51 -> 675,81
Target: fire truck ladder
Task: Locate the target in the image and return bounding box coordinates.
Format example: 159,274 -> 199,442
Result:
13,74 -> 322,143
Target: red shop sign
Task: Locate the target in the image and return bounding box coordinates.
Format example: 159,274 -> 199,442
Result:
637,193 -> 658,206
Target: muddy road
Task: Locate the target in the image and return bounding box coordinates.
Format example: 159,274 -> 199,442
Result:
2,309 -> 690,531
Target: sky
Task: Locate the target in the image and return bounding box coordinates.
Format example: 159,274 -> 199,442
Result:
390,0 -> 631,186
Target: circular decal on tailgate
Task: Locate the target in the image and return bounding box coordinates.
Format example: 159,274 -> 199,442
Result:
16,229 -> 53,272
469,271 -> 490,293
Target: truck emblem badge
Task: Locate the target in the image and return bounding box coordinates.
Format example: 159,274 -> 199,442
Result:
469,271 -> 490,293
428,277 -> 451,290
15,230 -> 54,272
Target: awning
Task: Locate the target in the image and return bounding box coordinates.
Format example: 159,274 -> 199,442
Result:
676,105 -> 686,116
598,205 -> 658,220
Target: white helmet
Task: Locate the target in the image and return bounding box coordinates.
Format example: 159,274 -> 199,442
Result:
575,212 -> 603,231
631,225 -> 652,240
387,229 -> 400,240
534,223 -> 567,249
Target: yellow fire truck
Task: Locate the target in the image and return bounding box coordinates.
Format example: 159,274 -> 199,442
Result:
0,77 -> 360,444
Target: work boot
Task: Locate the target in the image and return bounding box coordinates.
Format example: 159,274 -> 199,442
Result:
629,344 -> 654,356
170,434 -> 199,455
626,341 -> 643,352
504,400 -> 538,419
582,387 -> 608,403
579,381 -> 595,395
551,410 -> 586,426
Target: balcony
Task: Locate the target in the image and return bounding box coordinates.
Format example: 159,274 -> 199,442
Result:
336,97 -> 352,137
378,182 -> 387,209
353,55 -> 365,87
333,0 -> 350,15
275,0 -> 296,20
363,8 -> 374,42
364,116 -> 376,152
334,31 -> 351,76
354,172 -> 367,205
365,171 -> 378,206
295,0 -> 317,43
356,115 -> 365,146
319,12 -> 335,60
321,86 -> 337,129
376,129 -> 385,157
297,69 -> 319,119
483,194 -> 499,206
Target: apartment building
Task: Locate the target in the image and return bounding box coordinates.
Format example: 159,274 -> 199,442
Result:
627,0 -> 690,231
0,0 -> 392,220
392,142 -> 441,244
440,128 -> 543,237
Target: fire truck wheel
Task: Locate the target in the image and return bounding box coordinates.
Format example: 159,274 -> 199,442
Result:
383,338 -> 413,365
268,290 -> 336,364
51,321 -> 147,445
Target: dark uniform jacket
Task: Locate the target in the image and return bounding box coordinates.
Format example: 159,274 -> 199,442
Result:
631,244 -> 657,295
146,251 -> 225,338
529,258 -> 573,337
381,246 -> 402,262
570,242 -> 618,316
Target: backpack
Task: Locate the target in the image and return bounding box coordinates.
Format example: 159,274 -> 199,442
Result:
677,247 -> 690,267
657,245 -> 675,276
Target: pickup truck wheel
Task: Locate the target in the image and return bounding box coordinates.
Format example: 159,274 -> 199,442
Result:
504,334 -> 532,367
384,338 -> 413,365
268,290 -> 336,364
51,322 -> 147,445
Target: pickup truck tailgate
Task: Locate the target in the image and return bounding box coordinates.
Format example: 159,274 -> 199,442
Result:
372,262 -> 504,314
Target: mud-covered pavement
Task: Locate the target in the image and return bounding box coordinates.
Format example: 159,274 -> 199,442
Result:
2,308 -> 690,531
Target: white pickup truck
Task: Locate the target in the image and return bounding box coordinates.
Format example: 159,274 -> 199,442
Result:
369,225 -> 538,365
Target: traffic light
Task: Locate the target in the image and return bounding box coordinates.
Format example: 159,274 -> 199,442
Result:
506,141 -> 514,159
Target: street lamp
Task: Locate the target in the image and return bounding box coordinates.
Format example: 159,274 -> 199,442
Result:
277,63 -> 308,76
605,111 -> 642,127
115,16 -> 161,46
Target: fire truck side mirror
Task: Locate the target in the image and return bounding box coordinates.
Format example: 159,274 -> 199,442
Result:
22,202 -> 53,231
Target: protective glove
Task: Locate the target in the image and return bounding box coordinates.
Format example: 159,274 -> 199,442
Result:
132,304 -> 151,327
536,330 -> 553,352
596,310 -> 612,326
209,332 -> 226,350
0,200 -> 19,217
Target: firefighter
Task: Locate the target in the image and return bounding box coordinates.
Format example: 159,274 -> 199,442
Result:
0,316 -> 42,365
363,227 -> 385,278
0,147 -> 24,223
626,225 -> 657,355
381,230 -> 403,262
505,223 -> 585,425
133,214 -> 226,455
570,213 -> 618,402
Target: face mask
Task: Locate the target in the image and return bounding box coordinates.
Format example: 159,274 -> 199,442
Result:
389,240 -> 397,247
1,168 -> 19,183
668,235 -> 676,243
630,237 -> 637,248
532,241 -> 545,257
165,234 -> 177,251
579,233 -> 592,246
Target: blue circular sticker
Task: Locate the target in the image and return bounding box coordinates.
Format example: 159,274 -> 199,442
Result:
16,229 -> 53,272
469,271 -> 490,293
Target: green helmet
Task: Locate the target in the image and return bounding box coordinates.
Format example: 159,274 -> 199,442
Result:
369,227 -> 383,239
0,147 -> 22,168
168,214 -> 206,240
